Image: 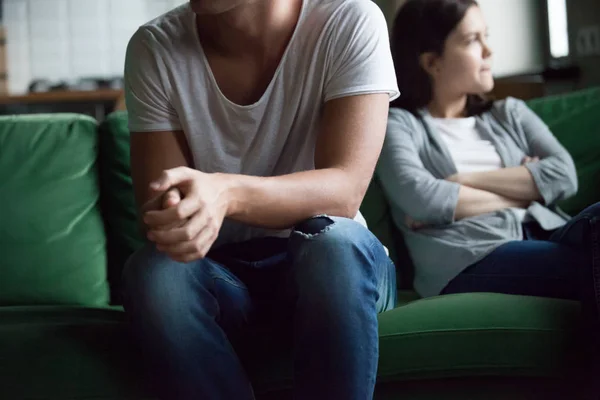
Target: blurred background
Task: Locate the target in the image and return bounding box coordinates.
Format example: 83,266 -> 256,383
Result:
0,0 -> 599,121
374,0 -> 600,98
0,0 -> 187,119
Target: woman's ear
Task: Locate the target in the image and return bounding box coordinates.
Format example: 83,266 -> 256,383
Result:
419,52 -> 440,77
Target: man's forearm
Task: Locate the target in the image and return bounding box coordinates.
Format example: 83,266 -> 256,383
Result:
455,166 -> 542,202
454,185 -> 530,221
221,168 -> 366,229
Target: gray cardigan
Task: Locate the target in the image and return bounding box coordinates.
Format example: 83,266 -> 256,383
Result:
377,98 -> 578,297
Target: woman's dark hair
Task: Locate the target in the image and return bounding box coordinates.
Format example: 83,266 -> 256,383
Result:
390,0 -> 493,116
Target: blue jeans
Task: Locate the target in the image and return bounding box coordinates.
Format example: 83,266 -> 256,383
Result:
442,202 -> 600,303
122,216 -> 397,400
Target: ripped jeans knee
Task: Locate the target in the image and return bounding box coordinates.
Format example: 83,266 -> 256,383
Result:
289,214 -> 398,313
293,215 -> 335,238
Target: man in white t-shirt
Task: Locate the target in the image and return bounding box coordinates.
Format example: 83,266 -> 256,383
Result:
122,0 -> 399,398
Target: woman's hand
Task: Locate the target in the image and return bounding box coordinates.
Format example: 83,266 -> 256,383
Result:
522,156 -> 540,165
445,173 -> 462,184
142,167 -> 232,263
405,215 -> 427,230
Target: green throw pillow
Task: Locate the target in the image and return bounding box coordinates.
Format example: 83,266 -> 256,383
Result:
0,114 -> 109,306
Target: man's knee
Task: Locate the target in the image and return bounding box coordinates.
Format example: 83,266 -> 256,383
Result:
291,215 -> 375,248
290,216 -> 384,291
122,243 -> 211,319
290,216 -> 383,275
123,243 -> 180,295
293,215 -> 336,236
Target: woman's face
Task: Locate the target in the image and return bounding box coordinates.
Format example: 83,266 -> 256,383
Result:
429,5 -> 494,96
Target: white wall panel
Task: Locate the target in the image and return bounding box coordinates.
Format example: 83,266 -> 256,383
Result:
3,0 -> 31,93
2,0 -> 184,94
68,0 -> 111,79
478,0 -> 545,77
28,0 -> 71,81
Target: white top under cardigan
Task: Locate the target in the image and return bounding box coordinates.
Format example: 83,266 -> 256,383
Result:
432,116 -> 528,223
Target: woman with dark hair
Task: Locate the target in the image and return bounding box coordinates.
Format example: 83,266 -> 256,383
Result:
378,0 -> 600,389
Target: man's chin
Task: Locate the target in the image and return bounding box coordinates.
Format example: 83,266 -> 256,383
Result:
190,1 -> 242,15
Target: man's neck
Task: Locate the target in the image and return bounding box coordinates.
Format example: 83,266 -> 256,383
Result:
196,0 -> 302,57
427,91 -> 468,119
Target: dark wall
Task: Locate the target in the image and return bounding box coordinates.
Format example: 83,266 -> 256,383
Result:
567,0 -> 600,87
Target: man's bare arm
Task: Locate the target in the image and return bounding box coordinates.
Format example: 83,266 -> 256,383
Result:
221,93 -> 390,228
141,93 -> 388,260
130,129 -> 193,214
141,93 -> 388,234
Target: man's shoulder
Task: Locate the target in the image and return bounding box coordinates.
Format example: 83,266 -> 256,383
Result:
299,0 -> 388,67
133,4 -> 192,50
307,0 -> 384,25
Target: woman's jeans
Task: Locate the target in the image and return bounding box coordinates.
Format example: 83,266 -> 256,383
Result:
442,202 -> 600,302
442,202 -> 600,389
122,216 -> 397,400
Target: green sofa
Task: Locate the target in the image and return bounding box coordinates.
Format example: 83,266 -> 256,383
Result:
1,87 -> 599,400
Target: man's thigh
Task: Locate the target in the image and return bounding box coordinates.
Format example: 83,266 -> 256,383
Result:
123,242 -> 257,336
442,240 -> 579,300
207,239 -> 295,368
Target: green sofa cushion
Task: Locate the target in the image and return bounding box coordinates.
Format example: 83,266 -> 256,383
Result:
0,114 -> 109,306
1,293 -> 579,399
527,87 -> 600,215
98,111 -> 145,304
376,293 -> 581,381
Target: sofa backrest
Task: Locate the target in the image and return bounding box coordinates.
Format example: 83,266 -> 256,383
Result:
0,114 -> 109,306
3,89 -> 594,306
527,86 -> 600,216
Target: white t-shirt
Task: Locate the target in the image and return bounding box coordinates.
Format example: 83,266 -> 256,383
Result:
124,0 -> 399,246
433,117 -> 527,221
